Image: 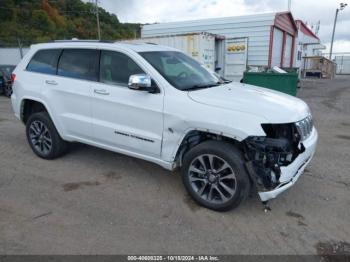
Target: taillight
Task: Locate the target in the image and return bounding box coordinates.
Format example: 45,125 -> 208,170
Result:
10,73 -> 16,82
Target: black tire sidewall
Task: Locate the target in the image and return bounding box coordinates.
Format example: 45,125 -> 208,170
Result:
181,141 -> 250,211
26,112 -> 66,159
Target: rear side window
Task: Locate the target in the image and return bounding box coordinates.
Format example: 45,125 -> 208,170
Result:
58,49 -> 99,81
27,49 -> 61,75
100,50 -> 144,86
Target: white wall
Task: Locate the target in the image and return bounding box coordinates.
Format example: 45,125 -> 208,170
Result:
294,27 -> 321,69
0,48 -> 30,65
142,13 -> 276,67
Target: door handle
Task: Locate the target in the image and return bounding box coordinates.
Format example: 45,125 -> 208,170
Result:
94,89 -> 110,95
45,80 -> 58,85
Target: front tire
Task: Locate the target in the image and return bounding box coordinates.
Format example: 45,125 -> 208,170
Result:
181,140 -> 250,211
26,112 -> 68,159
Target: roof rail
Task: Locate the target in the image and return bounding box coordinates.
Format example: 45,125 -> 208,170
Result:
50,39 -> 115,43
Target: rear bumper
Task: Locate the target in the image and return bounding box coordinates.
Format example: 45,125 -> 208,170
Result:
258,128 -> 318,202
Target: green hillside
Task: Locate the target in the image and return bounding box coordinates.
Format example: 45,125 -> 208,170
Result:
0,0 -> 141,47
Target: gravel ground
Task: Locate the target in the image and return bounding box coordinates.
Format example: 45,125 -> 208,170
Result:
0,76 -> 349,255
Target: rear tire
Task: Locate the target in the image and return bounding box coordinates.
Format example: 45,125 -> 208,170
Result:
181,140 -> 250,211
26,112 -> 68,159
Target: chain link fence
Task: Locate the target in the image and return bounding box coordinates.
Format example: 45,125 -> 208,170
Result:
322,52 -> 350,75
334,56 -> 350,75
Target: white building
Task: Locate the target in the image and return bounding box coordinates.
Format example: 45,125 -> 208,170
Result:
142,12 -> 298,81
0,48 -> 29,65
294,20 -> 326,73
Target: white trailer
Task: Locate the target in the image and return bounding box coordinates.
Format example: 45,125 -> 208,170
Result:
127,33 -> 248,81
142,12 -> 298,81
124,32 -> 225,74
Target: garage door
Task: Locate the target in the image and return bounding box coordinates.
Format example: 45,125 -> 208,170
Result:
271,28 -> 283,67
283,34 -> 293,67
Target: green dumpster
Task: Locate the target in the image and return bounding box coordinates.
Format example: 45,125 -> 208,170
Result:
281,67 -> 299,74
243,71 -> 298,96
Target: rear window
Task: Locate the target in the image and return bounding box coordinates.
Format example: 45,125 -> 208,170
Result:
57,49 -> 99,81
27,49 -> 62,75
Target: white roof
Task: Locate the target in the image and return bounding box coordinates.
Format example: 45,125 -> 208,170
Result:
142,12 -> 278,34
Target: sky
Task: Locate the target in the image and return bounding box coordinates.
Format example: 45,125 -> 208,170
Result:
93,0 -> 350,53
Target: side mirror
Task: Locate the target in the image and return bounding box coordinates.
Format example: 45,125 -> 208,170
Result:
128,74 -> 152,91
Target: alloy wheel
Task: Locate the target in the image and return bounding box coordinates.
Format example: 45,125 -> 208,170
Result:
188,154 -> 237,204
29,120 -> 53,155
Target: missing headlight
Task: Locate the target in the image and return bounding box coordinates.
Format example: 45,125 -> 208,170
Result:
244,123 -> 304,190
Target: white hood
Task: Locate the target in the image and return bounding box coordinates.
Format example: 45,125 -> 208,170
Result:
187,82 -> 310,124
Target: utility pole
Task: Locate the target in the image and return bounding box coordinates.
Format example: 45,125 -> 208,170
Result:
17,37 -> 23,59
315,21 -> 320,36
288,0 -> 291,11
329,3 -> 347,60
95,0 -> 101,40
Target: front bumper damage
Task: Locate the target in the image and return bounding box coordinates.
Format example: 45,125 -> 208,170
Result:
244,125 -> 318,202
258,128 -> 317,201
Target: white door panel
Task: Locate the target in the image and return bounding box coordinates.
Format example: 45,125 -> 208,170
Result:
43,76 -> 93,140
43,48 -> 99,140
91,83 -> 163,157
91,50 -> 164,157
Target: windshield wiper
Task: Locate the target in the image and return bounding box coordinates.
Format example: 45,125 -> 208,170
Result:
183,83 -> 221,91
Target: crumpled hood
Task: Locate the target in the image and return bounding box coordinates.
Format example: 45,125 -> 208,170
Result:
187,82 -> 310,123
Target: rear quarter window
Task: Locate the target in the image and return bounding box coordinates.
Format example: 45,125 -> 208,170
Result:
27,49 -> 62,75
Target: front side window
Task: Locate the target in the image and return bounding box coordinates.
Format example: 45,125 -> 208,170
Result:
100,50 -> 145,86
139,51 -> 219,91
27,49 -> 61,75
58,49 -> 99,81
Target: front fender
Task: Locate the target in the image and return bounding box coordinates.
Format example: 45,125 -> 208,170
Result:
161,102 -> 267,163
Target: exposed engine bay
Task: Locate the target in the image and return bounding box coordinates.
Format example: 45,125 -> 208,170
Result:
244,123 -> 305,191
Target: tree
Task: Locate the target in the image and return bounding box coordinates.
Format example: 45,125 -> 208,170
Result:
32,10 -> 55,34
0,0 -> 15,21
0,0 -> 141,46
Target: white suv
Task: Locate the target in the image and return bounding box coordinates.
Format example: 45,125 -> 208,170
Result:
11,41 -> 318,211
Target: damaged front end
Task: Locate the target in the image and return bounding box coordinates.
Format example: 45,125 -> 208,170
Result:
243,117 -> 315,203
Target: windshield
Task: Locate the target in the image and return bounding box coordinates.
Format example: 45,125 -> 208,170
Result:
139,51 -> 220,91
